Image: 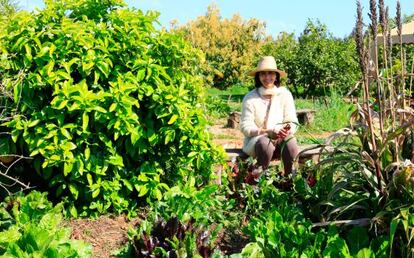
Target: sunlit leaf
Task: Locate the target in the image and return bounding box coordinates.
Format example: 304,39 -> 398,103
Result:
167,114 -> 178,125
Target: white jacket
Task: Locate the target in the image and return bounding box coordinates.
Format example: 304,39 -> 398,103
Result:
240,86 -> 298,157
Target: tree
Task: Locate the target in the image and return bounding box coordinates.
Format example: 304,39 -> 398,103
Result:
296,20 -> 360,96
265,19 -> 360,96
0,0 -> 19,17
175,4 -> 267,89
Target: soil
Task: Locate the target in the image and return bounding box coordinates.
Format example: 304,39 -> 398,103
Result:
69,215 -> 140,257
208,118 -> 244,149
217,226 -> 250,255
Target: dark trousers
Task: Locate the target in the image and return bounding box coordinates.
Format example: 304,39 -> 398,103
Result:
255,135 -> 299,175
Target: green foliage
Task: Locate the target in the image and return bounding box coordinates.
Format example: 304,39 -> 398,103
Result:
242,182 -> 390,257
205,95 -> 232,119
261,32 -> 297,86
243,201 -> 339,257
292,108 -> 414,255
0,191 -> 92,257
0,0 -> 222,216
150,178 -> 233,226
206,85 -> 249,97
175,4 -> 267,89
263,19 -> 360,97
388,14 -> 414,30
293,134 -> 384,223
205,85 -> 247,119
118,178 -> 234,257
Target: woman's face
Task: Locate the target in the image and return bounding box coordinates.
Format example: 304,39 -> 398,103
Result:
259,71 -> 276,89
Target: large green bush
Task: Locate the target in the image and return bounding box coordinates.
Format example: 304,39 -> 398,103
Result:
0,0 -> 222,216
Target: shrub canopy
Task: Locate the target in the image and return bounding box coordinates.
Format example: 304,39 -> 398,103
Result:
0,0 -> 222,216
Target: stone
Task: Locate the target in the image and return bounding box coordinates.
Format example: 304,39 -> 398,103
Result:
227,111 -> 241,129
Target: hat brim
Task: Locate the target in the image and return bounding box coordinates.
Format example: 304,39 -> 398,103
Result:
248,68 -> 287,78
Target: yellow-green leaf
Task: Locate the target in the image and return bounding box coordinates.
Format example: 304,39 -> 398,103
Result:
24,44 -> 32,62
30,149 -> 39,157
28,119 -> 40,128
167,114 -> 178,125
60,128 -> 72,139
153,188 -> 162,200
69,183 -> 79,199
123,179 -> 133,191
92,188 -> 100,198
55,100 -> 69,110
109,103 -> 117,112
82,112 -> 89,131
87,174 -> 93,185
138,185 -> 148,197
70,205 -> 78,218
64,162 -> 73,176
85,147 -> 90,160
0,226 -> 21,243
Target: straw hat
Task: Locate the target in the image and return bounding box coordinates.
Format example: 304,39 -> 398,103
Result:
248,56 -> 287,77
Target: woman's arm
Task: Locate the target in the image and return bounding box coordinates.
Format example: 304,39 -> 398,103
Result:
240,98 -> 261,137
241,99 -> 273,137
283,90 -> 298,134
240,98 -> 259,137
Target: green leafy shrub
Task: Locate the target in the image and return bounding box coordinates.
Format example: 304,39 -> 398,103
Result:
118,177 -> 233,257
150,176 -> 234,227
0,191 -> 92,257
0,0 -> 222,216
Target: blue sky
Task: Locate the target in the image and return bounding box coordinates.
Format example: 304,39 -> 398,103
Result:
16,0 -> 414,38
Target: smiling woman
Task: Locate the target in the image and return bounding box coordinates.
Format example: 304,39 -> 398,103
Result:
240,56 -> 298,176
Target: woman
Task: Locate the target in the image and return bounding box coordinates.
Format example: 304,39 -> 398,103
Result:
240,56 -> 299,175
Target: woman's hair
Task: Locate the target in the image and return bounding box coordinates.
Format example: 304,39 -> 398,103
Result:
254,72 -> 281,88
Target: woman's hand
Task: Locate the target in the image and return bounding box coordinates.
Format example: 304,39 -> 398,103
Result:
266,127 -> 290,140
276,127 -> 290,139
257,128 -> 274,138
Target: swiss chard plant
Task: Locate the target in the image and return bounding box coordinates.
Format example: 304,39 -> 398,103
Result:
121,216 -> 216,258
0,0 -> 223,216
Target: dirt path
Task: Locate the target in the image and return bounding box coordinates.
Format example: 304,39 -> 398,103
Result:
69,215 -> 140,257
208,118 -> 244,149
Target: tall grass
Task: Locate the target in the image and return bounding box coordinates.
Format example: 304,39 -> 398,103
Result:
296,91 -> 354,133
